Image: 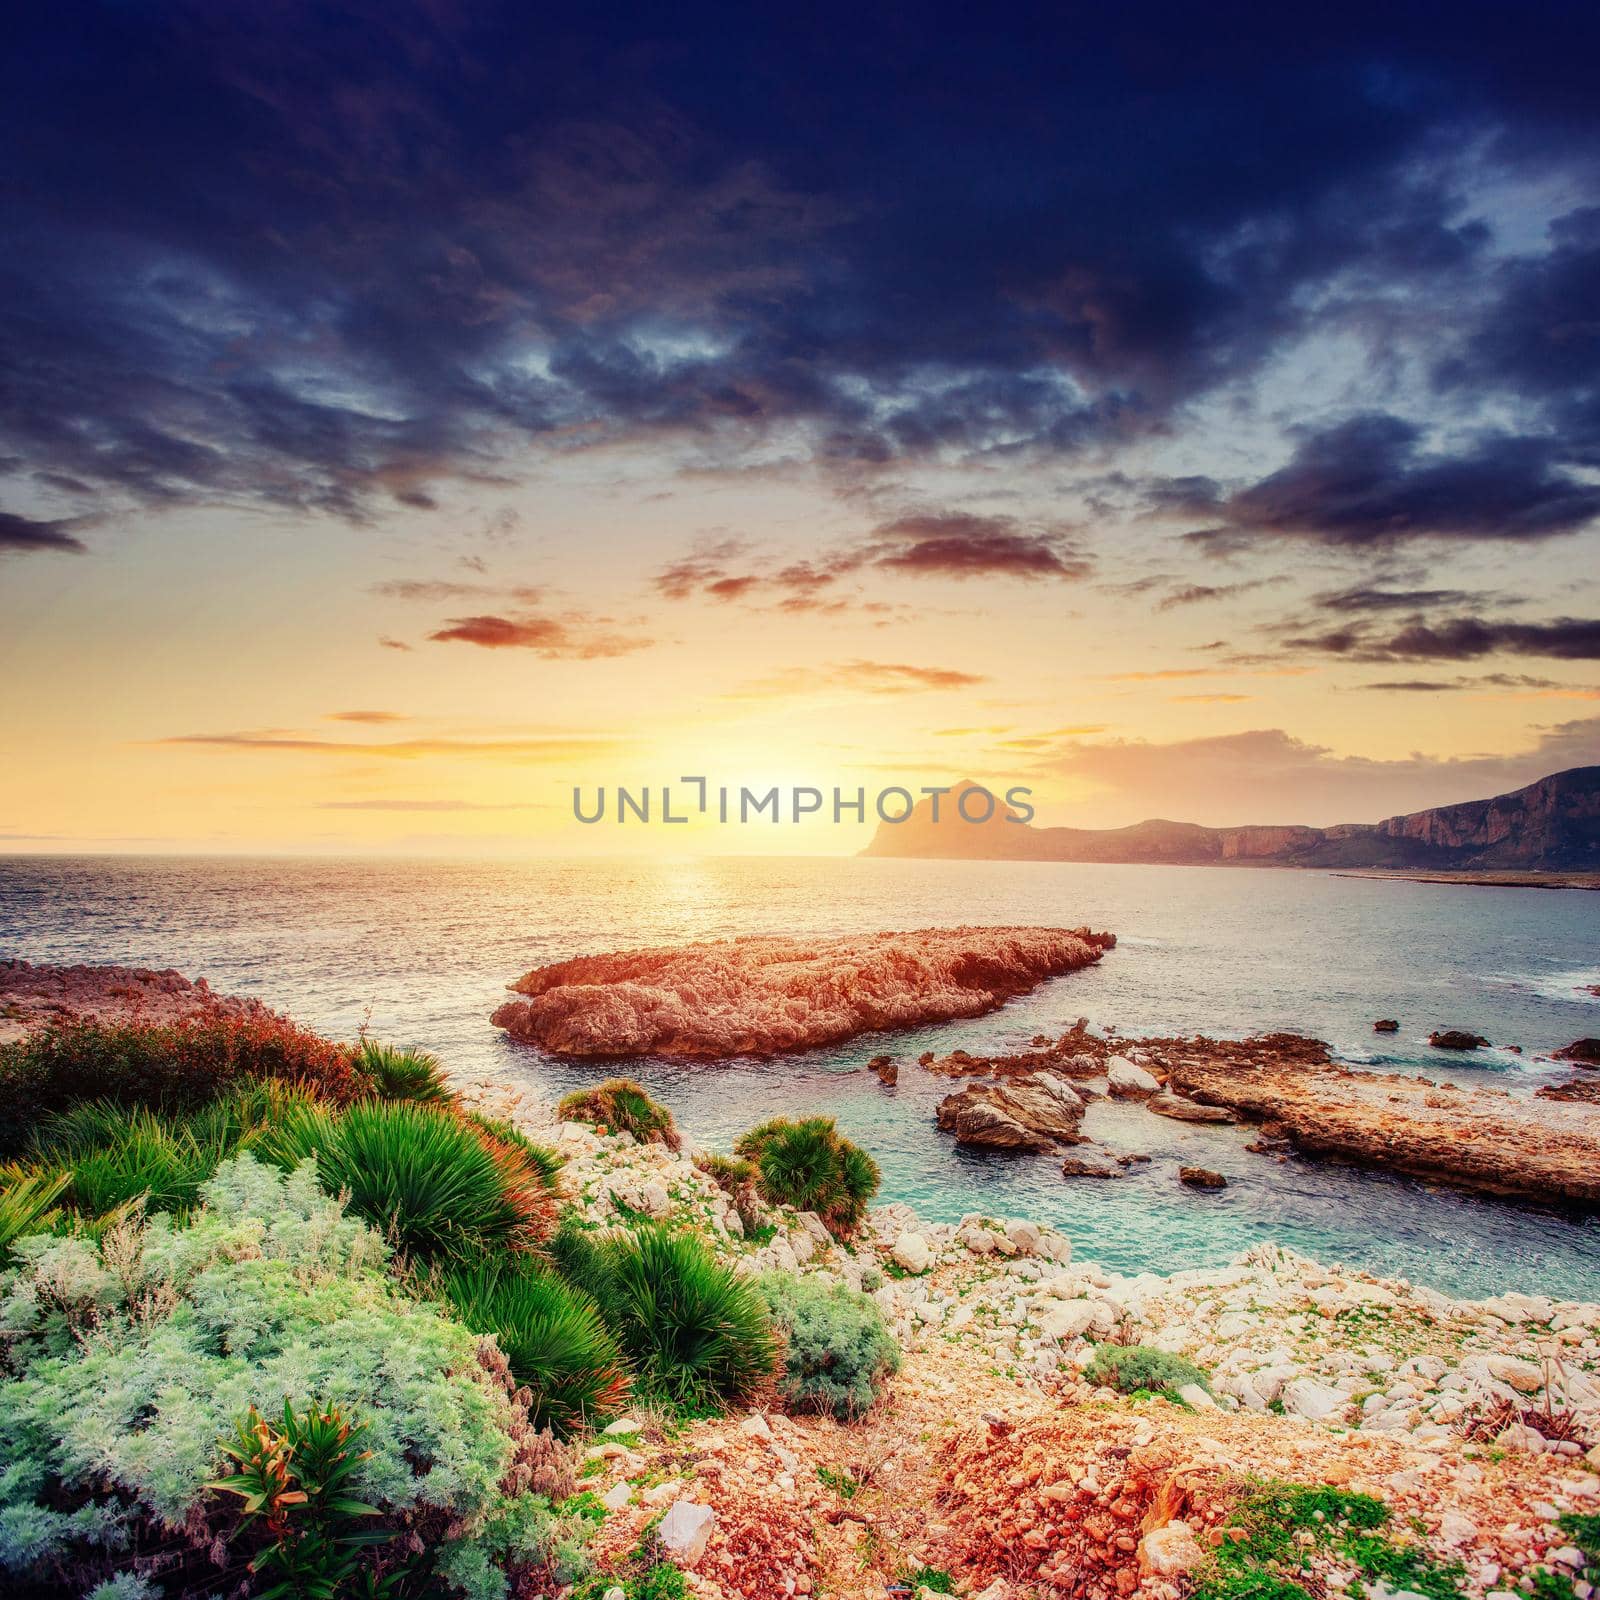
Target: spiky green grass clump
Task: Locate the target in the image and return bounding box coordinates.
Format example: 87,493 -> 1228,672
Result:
318,1100 -> 554,1263
356,1038 -> 456,1105
24,1082 -> 335,1221
438,1256 -> 628,1434
0,1169 -> 68,1265
733,1116 -> 878,1237
556,1222 -> 776,1413
558,1079 -> 680,1151
758,1272 -> 899,1418
1085,1343 -> 1212,1401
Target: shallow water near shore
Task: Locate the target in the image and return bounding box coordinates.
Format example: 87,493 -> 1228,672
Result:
3,852 -> 1598,1301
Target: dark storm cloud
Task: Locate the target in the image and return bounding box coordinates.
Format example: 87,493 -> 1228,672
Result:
4,2 -> 1599,527
1180,415 -> 1600,552
1284,615 -> 1600,662
1435,206 -> 1600,461
0,511 -> 88,554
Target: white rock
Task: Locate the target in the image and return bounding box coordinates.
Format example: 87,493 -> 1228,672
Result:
1177,1382 -> 1216,1410
1038,1300 -> 1099,1341
1283,1379 -> 1348,1421
657,1501 -> 717,1566
601,1481 -> 633,1511
893,1232 -> 933,1273
1107,1056 -> 1161,1098
1139,1520 -> 1206,1576
603,1416 -> 643,1435
1006,1220 -> 1043,1256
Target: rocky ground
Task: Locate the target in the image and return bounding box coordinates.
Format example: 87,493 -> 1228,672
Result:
0,957 -> 277,1044
920,1025 -> 1600,1207
460,1078 -> 1600,1600
489,926 -> 1115,1058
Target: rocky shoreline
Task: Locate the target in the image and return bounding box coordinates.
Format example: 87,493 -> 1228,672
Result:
915,1024 -> 1600,1207
0,957 -> 277,1044
459,1074 -> 1600,1600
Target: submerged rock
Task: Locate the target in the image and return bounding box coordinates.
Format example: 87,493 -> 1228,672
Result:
1060,1146 -> 1127,1179
936,1072 -> 1086,1151
492,925 -> 1115,1058
1179,1165 -> 1227,1189
1374,1019 -> 1400,1033
1430,1029 -> 1489,1050
1147,1090 -> 1238,1124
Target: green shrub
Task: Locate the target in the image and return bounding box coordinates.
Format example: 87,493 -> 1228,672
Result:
571,1224 -> 776,1412
1084,1343 -> 1211,1400
0,1154 -> 590,1600
733,1116 -> 879,1237
758,1272 -> 899,1419
0,1014 -> 371,1156
357,1038 -> 456,1105
558,1079 -> 680,1151
318,1099 -> 554,1263
439,1257 -> 629,1435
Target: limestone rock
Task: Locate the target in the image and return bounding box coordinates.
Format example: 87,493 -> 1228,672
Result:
1179,1165 -> 1228,1189
1148,1091 -> 1238,1124
893,1232 -> 933,1273
1139,1520 -> 1206,1576
936,1072 -> 1086,1150
657,1500 -> 717,1566
1107,1055 -> 1161,1097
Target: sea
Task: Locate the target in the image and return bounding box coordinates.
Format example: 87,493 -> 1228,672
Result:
2,853 -> 1598,1302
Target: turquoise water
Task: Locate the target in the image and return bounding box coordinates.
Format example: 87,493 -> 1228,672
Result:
2,853 -> 1597,1300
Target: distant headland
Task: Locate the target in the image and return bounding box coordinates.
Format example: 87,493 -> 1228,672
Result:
860,765 -> 1600,874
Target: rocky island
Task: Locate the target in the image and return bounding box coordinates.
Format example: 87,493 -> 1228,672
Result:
491,925 -> 1116,1058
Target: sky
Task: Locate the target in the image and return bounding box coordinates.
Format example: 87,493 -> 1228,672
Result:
2,1 -> 1599,856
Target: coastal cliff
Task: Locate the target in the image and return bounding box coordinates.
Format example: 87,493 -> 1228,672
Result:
860,766 -> 1600,871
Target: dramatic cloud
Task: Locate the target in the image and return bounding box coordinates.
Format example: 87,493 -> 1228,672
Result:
0,511 -> 88,554
1285,615 -> 1600,662
427,613 -> 648,658
5,3 -> 1595,533
863,513 -> 1091,581
1181,415 -> 1600,552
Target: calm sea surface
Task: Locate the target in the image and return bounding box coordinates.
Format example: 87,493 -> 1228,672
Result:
2,854 -> 1598,1300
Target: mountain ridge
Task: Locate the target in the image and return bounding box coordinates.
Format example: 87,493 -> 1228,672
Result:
859,766 -> 1600,871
